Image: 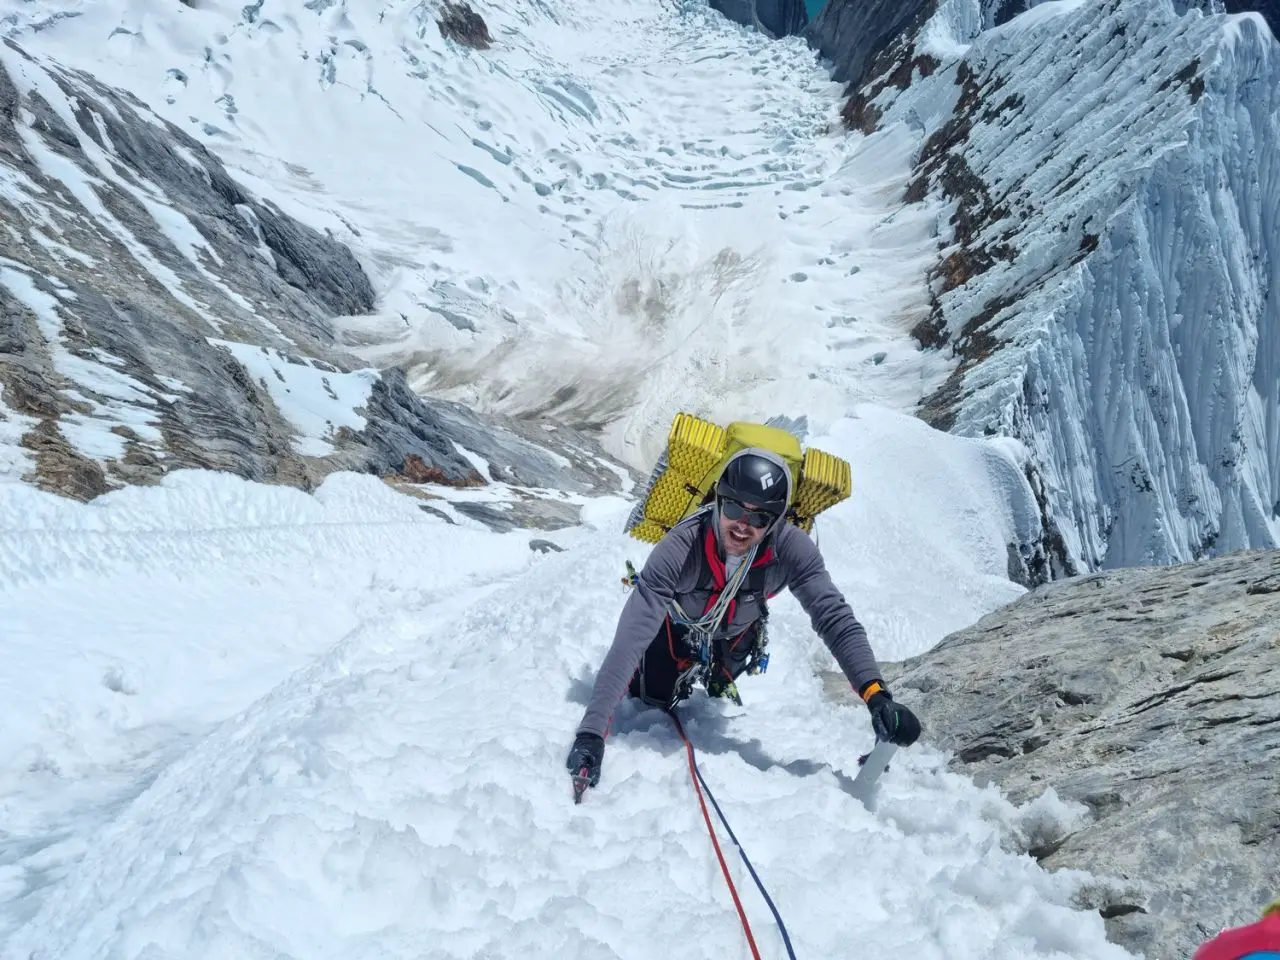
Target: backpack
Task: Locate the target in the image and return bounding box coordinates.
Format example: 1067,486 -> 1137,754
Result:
624,413 -> 851,543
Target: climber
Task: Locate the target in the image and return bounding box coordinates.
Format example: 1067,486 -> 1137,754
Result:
565,447 -> 921,789
1193,897 -> 1280,960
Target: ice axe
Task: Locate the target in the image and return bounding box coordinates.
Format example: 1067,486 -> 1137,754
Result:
571,766 -> 593,804
846,737 -> 897,811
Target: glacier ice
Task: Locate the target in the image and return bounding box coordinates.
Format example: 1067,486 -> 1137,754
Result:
866,0 -> 1280,568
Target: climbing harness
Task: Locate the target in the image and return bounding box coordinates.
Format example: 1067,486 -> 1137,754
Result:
623,513 -> 777,710
671,710 -> 798,960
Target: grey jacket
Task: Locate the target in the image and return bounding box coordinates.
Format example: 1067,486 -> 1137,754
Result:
577,508 -> 883,738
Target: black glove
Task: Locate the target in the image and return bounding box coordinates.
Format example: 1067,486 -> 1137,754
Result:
866,691 -> 921,746
565,732 -> 605,786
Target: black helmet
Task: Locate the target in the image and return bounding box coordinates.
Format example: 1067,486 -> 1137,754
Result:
715,450 -> 790,520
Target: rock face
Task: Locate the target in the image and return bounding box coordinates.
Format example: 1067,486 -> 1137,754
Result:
437,1 -> 494,50
711,0 -> 809,39
858,549 -> 1280,960
805,0 -> 1047,88
806,0 -> 937,88
0,39 -> 631,515
810,0 -> 1280,572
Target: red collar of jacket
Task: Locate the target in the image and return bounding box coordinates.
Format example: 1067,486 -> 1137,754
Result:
699,524 -> 775,621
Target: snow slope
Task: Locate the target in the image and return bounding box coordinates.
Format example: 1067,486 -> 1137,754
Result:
0,0 -> 957,470
0,0 -> 1161,954
0,411 -> 1131,958
859,0 -> 1280,569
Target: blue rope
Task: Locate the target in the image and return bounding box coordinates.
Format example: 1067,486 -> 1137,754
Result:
673,712 -> 799,960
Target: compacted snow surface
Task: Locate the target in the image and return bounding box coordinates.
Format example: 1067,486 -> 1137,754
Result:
0,0 -> 1146,956
0,420 -> 1131,960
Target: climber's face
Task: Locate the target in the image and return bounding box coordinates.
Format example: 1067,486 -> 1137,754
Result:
717,497 -> 773,556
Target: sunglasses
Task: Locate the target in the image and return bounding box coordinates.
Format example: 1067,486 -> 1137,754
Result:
718,496 -> 777,529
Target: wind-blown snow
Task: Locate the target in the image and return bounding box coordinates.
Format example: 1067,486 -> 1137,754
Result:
0,445 -> 1128,959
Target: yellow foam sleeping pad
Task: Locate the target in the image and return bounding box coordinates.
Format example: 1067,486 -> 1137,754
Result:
626,412 -> 852,543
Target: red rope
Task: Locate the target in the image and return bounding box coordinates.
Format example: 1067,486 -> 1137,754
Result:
674,714 -> 763,960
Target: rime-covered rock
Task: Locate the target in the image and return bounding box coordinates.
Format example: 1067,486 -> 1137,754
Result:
812,0 -> 1280,571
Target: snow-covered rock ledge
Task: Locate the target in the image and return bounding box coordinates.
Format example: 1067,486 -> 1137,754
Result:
813,0 -> 1280,571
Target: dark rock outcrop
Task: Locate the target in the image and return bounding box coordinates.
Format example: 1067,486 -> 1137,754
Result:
985,0 -> 1034,25
363,371 -> 629,495
806,0 -> 936,88
437,1 -> 493,50
711,0 -> 809,39
830,549 -> 1280,960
